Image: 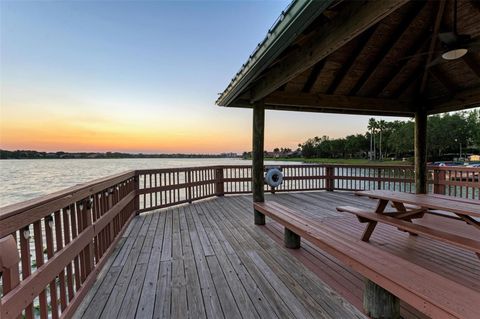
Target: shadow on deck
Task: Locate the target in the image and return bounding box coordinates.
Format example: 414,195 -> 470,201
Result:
74,192 -> 479,319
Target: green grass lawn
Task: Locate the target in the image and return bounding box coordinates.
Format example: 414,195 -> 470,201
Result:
266,157 -> 411,165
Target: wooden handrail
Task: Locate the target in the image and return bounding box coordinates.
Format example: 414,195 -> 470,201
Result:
0,172 -> 136,319
0,171 -> 136,221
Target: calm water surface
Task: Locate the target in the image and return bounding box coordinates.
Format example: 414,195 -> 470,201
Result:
0,158 -> 299,207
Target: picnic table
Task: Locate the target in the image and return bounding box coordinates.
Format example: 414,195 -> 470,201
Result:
337,190 -> 480,258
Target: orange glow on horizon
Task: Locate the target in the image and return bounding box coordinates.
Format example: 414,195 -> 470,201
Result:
0,119 -> 252,153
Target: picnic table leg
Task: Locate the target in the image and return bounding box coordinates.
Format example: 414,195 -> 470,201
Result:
375,199 -> 388,214
364,279 -> 400,319
361,221 -> 377,242
392,201 -> 418,236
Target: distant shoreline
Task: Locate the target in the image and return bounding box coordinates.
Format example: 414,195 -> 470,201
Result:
0,150 -> 240,160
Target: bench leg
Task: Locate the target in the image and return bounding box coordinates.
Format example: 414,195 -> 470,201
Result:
254,209 -> 265,225
361,221 -> 377,242
363,279 -> 400,319
284,228 -> 301,249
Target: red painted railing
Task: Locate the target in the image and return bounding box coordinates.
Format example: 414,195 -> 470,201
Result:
1,164 -> 478,318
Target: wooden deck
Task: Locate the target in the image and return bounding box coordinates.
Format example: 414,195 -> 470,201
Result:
74,192 -> 479,319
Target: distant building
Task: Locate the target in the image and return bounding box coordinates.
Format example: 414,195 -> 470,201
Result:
220,153 -> 239,158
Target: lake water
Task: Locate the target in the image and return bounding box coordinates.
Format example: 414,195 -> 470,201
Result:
0,158 -> 300,207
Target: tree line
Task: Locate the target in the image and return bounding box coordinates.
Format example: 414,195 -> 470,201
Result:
297,109 -> 480,161
0,150 -> 239,160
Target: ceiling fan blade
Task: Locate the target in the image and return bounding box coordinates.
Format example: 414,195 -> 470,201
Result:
465,38 -> 480,49
398,50 -> 442,62
438,32 -> 458,46
427,56 -> 444,68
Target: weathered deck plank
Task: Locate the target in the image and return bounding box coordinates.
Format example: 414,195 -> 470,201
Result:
135,212 -> 167,319
184,204 -> 225,318
75,192 -> 479,319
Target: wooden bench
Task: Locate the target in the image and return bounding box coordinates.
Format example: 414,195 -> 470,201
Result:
337,205 -> 480,258
254,201 -> 480,319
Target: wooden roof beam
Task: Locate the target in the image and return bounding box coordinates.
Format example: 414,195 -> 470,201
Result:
249,0 -> 409,103
263,91 -> 414,115
427,86 -> 480,114
429,68 -> 456,95
420,0 -> 446,95
372,25 -> 432,97
302,60 -> 326,93
391,56 -> 427,98
325,25 -> 378,95
262,106 -> 413,117
350,1 -> 427,96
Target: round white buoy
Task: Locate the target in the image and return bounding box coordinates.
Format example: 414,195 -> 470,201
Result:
265,168 -> 283,188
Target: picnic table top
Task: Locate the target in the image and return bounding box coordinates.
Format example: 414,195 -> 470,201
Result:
356,190 -> 480,218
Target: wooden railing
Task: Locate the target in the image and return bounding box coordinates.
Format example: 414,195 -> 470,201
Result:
0,172 -> 136,319
432,166 -> 480,199
135,165 -> 479,210
1,164 -> 478,318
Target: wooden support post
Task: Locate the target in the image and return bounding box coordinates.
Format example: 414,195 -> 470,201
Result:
433,169 -> 446,194
376,168 -> 382,190
325,166 -> 335,191
133,174 -> 140,214
415,108 -> 427,194
253,101 -> 265,225
215,167 -> 225,197
284,228 -> 301,249
363,279 -> 400,319
187,169 -> 193,203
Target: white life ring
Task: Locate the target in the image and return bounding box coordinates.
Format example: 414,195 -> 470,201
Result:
265,168 -> 283,188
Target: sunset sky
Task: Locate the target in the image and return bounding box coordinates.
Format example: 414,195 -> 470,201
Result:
1,0 -> 406,154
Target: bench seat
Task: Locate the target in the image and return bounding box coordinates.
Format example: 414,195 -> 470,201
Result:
400,202 -> 480,223
337,205 -> 480,255
254,201 -> 480,319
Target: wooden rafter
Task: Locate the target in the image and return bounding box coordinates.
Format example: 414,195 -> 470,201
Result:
462,54 -> 480,78
420,0 -> 447,95
350,1 -> 427,96
263,91 -> 414,114
302,60 -> 326,93
391,61 -> 425,98
249,0 -> 409,103
429,68 -> 457,95
372,23 -> 433,97
470,0 -> 480,13
325,25 -> 378,95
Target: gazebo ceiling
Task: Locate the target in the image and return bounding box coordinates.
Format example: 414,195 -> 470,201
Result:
217,0 -> 480,117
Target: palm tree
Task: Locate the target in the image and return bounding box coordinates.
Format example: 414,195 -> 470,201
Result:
378,120 -> 387,161
367,118 -> 377,160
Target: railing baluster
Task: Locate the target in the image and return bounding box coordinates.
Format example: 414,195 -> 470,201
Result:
45,215 -> 59,319
33,220 -> 48,319
20,225 -> 34,319
54,211 -> 68,311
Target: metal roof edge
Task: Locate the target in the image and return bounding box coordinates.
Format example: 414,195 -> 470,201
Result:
216,0 -> 334,107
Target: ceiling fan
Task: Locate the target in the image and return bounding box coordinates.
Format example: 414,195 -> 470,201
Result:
399,0 -> 480,67
429,0 -> 480,65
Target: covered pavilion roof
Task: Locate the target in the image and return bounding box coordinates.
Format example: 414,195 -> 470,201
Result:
216,0 -> 480,117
